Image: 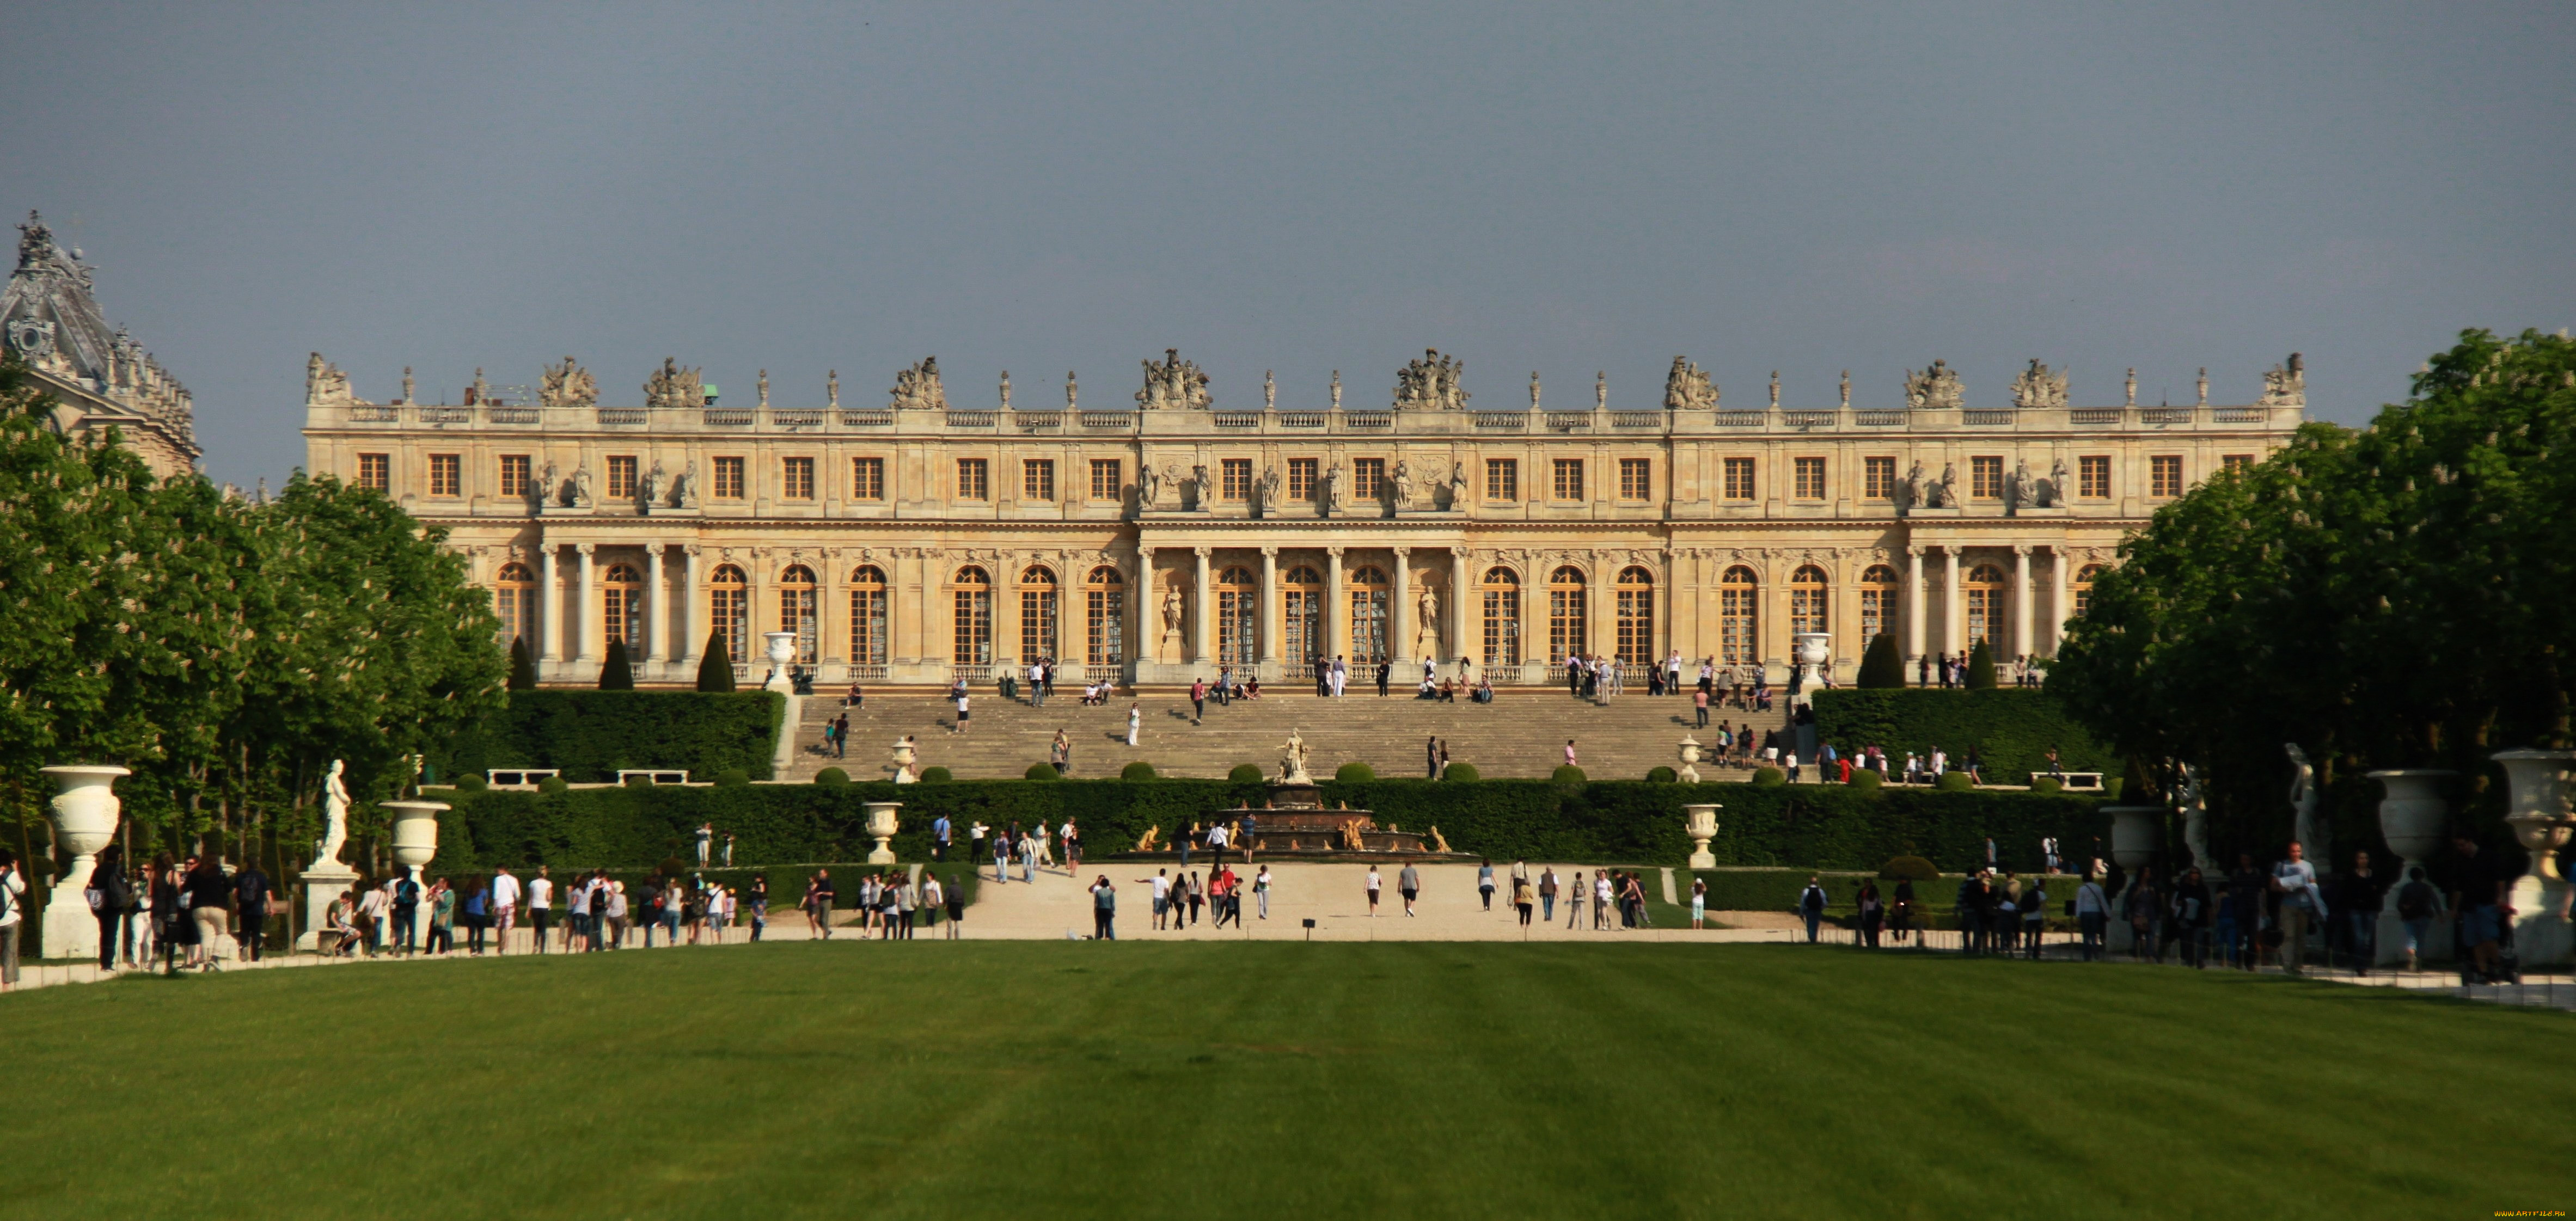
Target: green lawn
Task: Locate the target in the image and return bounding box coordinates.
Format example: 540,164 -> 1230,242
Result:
2,943 -> 2566,1219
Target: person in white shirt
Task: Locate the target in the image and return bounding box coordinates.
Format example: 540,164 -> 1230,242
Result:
1205,821 -> 1229,868
1125,703 -> 1141,747
526,867 -> 554,953
2074,874 -> 2110,961
1365,867 -> 1382,916
489,867 -> 521,954
0,852 -> 25,990
2270,842 -> 2322,977
1136,870 -> 1172,931
1253,865 -> 1272,920
1593,873 -> 1614,930
356,883 -> 389,956
568,876 -> 595,952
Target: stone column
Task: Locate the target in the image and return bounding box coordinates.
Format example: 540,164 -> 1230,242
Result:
1904,544 -> 1925,676
574,543 -> 597,665
2049,547 -> 2071,655
1192,545 -> 1214,668
1135,547 -> 1157,666
1943,547 -> 1963,660
1258,545 -> 1281,671
923,550 -> 946,669
682,545 -> 703,668
2011,544 -> 2034,666
1391,546 -> 1412,671
540,544 -> 563,665
645,544 -> 667,665
1325,546 -> 1347,664
1451,546 -> 1473,673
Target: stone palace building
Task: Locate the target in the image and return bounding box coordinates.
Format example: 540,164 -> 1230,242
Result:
3,212 -> 201,476
301,348 -> 2304,687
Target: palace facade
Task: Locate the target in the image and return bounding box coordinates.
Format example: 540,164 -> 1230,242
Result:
302,349 -> 2304,686
3,212 -> 200,476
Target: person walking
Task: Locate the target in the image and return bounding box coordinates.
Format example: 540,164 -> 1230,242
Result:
944,873 -> 967,938
953,685 -> 971,734
1512,873 -> 1534,928
1253,863 -> 1272,920
1593,871 -> 1614,931
2330,850 -> 2383,974
460,878 -> 491,955
1426,736 -> 1440,779
1565,869 -> 1587,929
1538,867 -> 1559,923
695,822 -> 714,868
2169,868 -> 2211,968
992,824 -> 1012,885
1400,861 -> 1423,918
1140,869 -> 1171,931
1797,876 -> 1827,943
1375,659 -> 1391,697
489,866 -> 520,954
1050,731 -> 1072,777
1692,876 -> 1711,931
2020,876 -> 2048,959
2393,866 -> 2438,971
0,851 -> 22,991
1125,702 -> 1141,747
1063,818 -> 1083,872
2270,842 -> 2322,977
1693,686 -> 1709,728
1185,870 -> 1206,927
1476,860 -> 1495,912
232,858 -> 273,962
2447,835 -> 2507,983
89,844 -> 134,969
809,869 -> 836,940
1090,875 -> 1117,940
426,878 -> 457,955
1366,867 -> 1383,917
1191,677 -> 1207,725
2075,872 -> 2109,961
527,866 -> 553,953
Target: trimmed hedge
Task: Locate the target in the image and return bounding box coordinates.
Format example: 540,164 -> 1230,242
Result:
434,690 -> 785,783
1812,689 -> 2114,786
418,778 -> 2109,875
1442,763 -> 1480,782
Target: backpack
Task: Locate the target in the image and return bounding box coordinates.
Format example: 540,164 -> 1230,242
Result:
2396,880 -> 2436,921
396,879 -> 420,906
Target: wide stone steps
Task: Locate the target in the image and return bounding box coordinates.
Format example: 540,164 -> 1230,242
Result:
786,689 -> 1786,782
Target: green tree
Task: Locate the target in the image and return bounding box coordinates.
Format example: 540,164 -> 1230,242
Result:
507,637 -> 539,690
696,632 -> 736,692
598,639 -> 635,690
1856,634 -> 1905,688
1965,641 -> 1996,689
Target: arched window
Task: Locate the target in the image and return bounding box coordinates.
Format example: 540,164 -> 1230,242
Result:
709,564 -> 749,664
2072,563 -> 2105,621
1615,567 -> 1655,665
778,565 -> 818,664
1481,567 -> 1522,667
1019,565 -> 1058,663
1966,563 -> 2006,648
952,567 -> 992,665
1282,565 -> 1324,666
848,565 -> 888,667
1789,564 -> 1829,638
1085,566 -> 1125,668
602,563 -> 643,649
1548,566 -> 1588,664
1719,566 -> 1759,665
493,561 -> 535,651
1216,566 -> 1258,671
1858,564 -> 1899,645
1348,565 -> 1390,666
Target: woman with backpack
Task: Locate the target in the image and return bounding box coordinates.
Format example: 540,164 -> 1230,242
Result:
89,844 -> 134,970
461,878 -> 492,955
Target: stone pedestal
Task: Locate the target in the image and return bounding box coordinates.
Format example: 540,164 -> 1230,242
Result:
39,765 -> 127,962
2103,806 -> 2161,955
2495,748 -> 2575,968
297,867 -> 361,952
2367,769 -> 2454,966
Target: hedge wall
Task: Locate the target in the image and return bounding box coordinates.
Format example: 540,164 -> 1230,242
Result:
432,690 -> 785,783
1810,689 -> 2114,785
417,778 -> 2107,876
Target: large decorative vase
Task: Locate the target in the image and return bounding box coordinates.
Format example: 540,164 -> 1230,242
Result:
2103,806 -> 2163,954
762,630 -> 798,694
890,737 -> 918,784
2494,748 -> 2576,966
1677,735 -> 1702,785
382,800 -> 448,875
39,764 -> 127,961
1684,803 -> 1721,870
865,801 -> 901,866
2367,769 -> 2455,965
1791,633 -> 1831,702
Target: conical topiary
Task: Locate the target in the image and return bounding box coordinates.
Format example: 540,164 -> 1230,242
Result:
507,636 -> 539,690
1856,633 -> 1905,689
598,639 -> 635,690
695,631 -> 736,692
1965,640 -> 1997,689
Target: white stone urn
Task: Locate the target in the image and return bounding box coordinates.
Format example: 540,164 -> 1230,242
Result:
1684,802 -> 1721,870
864,801 -> 901,865
890,736 -> 918,783
2103,805 -> 2163,953
1677,735 -> 1702,784
2367,769 -> 2454,965
1791,632 -> 1831,701
382,799 -> 448,874
762,630 -> 798,694
2494,748 -> 2575,965
39,765 -> 128,960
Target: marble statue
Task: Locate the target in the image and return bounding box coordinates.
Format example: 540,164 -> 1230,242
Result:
1529,371 -> 1541,408
1258,465 -> 1281,512
2179,763 -> 2212,872
640,460 -> 666,507
1416,587 -> 1441,656
2009,359 -> 2070,408
1160,587 -> 1185,649
1594,371 -> 1606,410
1323,462 -> 1345,513
1900,461 -> 1926,510
1140,464 -> 1164,508
2286,743 -> 2326,867
674,460 -> 699,509
2196,367 -> 2210,406
1190,464 -> 1210,510
1264,370 -> 1275,410
538,460 -> 561,508
314,758 -> 352,869
1391,459 -> 1417,510
570,465 -> 596,508
998,369 -> 1012,409
1160,464 -> 1183,508
1931,463 -> 1959,508
828,369 -> 840,408
2124,367 -> 2137,407
1768,370 -> 1779,408
1279,729 -> 1313,785
1448,461 -> 1470,507
1066,371 -> 1078,408
1839,369 -> 1850,407
539,356 -> 597,408
305,352 -> 363,408
1135,348 -> 1211,409
757,369 -> 769,408
469,369 -> 488,406
1394,349 -> 1468,409
1663,357 -> 1717,410
402,367 -> 415,403
2259,352 -> 2306,408
890,357 -> 946,411
1904,359 -> 1964,410
2006,459 -> 2037,509
1330,370 -> 1341,409
2047,457 -> 2070,507
644,358 -> 704,409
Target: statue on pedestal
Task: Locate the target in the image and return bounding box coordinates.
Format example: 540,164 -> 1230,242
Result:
1279,730 -> 1313,785
1391,459 -> 1417,511
1415,587 -> 1441,658
2287,743 -> 2328,867
314,758 -> 352,869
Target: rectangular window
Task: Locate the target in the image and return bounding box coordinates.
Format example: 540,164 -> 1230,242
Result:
1288,458 -> 1319,499
1722,457 -> 1755,501
1619,458 -> 1651,500
1970,456 -> 2004,499
1022,458 -> 1054,501
1794,457 -> 1826,500
498,455 -> 530,498
605,456 -> 637,499
2150,455 -> 2184,498
1863,456 -> 1895,500
1552,458 -> 1584,501
851,457 -> 885,500
712,456 -> 745,499
1353,458 -> 1386,499
1089,458 -> 1122,500
357,453 -> 390,492
2221,453 -> 2254,471
2079,456 -> 2111,499
1221,458 -> 1252,501
781,456 -> 815,500
1485,458 -> 1518,502
427,454 -> 461,498
957,458 -> 989,501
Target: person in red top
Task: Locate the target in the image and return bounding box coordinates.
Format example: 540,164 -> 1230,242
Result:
1837,756 -> 1853,783
1190,678 -> 1208,725
1211,867 -> 1241,928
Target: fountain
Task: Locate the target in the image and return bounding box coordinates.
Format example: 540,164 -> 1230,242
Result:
1192,730 -> 1468,857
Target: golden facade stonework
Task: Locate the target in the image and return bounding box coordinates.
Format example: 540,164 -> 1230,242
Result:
303,353 -> 2303,686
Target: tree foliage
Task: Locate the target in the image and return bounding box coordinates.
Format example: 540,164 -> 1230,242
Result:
1856,633 -> 1905,689
695,632 -> 736,692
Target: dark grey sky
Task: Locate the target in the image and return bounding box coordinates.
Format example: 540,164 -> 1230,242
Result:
8,3 -> 2571,483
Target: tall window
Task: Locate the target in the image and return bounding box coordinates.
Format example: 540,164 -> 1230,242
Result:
602,563 -> 642,647
1020,566 -> 1058,661
1023,459 -> 1054,501
1481,568 -> 1521,666
1287,458 -> 1319,499
1352,459 -> 1386,500
713,457 -> 745,499
2150,455 -> 2184,497
709,564 -> 748,662
852,457 -> 885,500
2072,564 -> 2105,621
1965,563 -> 2006,647
1722,457 -> 1755,501
1719,566 -> 1759,664
1221,458 -> 1252,501
951,567 -> 992,665
1614,567 -> 1654,665
357,453 -> 390,492
1282,565 -> 1324,665
428,454 -> 461,497
1486,458 -> 1518,501
1090,458 -> 1123,500
2079,455 -> 2111,499
848,565 -> 888,667
1619,458 -> 1651,500
497,456 -> 531,501
781,457 -> 815,500
1790,564 -> 1828,636
1552,458 -> 1584,501
1085,567 -> 1126,667
1348,566 -> 1390,665
1863,457 -> 1895,500
1547,566 -> 1588,663
1859,564 -> 1899,644
607,456 -> 638,499
956,458 -> 989,501
1971,456 -> 2004,499
1217,566 -> 1258,670
493,561 -> 535,649
779,565 -> 818,663
1794,457 -> 1826,500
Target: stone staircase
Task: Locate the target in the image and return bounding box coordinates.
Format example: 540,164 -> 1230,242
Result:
784,687 -> 1787,782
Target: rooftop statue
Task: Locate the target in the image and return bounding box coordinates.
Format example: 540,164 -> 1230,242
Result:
304,352 -> 366,408
538,356 -> 597,408
1394,348 -> 1468,409
1903,359 -> 1964,410
644,358 -> 704,409
1136,348 -> 1212,409
889,357 -> 947,411
2009,359 -> 2070,408
2258,352 -> 2306,408
1662,357 -> 1717,410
